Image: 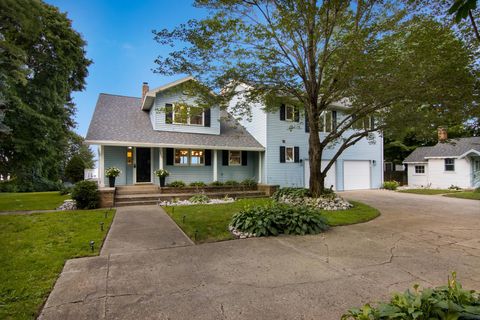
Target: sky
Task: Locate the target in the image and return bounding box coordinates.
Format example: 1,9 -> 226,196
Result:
45,0 -> 207,137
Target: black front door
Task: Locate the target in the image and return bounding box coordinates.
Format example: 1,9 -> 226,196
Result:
136,148 -> 151,182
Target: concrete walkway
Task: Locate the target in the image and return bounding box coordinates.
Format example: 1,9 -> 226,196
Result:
101,205 -> 193,255
39,191 -> 480,320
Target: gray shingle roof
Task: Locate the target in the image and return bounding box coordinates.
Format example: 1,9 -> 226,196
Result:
85,93 -> 264,151
403,137 -> 480,163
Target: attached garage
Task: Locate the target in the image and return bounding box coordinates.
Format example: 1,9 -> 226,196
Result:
343,160 -> 371,190
304,160 -> 336,190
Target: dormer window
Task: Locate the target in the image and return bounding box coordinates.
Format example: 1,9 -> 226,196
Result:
280,104 -> 299,122
170,103 -> 204,126
285,105 -> 296,121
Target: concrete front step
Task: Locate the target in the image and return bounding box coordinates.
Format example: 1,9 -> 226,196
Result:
116,185 -> 160,195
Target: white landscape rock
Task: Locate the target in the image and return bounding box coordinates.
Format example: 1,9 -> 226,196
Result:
228,225 -> 256,239
57,199 -> 77,211
158,198 -> 235,206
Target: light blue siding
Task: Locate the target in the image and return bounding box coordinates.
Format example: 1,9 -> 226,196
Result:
104,146 -> 129,185
264,110 -> 383,190
218,151 -> 257,182
152,91 -> 221,135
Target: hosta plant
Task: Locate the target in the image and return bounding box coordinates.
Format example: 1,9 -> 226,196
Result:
342,272 -> 480,320
230,203 -> 329,237
383,181 -> 400,190
189,194 -> 210,203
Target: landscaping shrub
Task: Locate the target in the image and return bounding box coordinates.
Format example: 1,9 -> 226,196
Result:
210,181 -> 224,186
230,203 -> 328,237
167,180 -> 186,188
71,180 -> 99,209
190,181 -> 206,187
449,184 -> 462,190
272,187 -> 311,201
382,180 -> 400,190
0,180 -> 18,193
342,272 -> 480,320
475,187 -> 480,193
241,178 -> 257,188
224,180 -> 240,186
189,194 -> 210,203
58,185 -> 73,195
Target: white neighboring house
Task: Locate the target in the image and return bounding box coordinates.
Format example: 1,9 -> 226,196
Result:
403,130 -> 480,189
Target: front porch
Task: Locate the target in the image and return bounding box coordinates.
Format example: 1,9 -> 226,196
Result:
98,145 -> 265,187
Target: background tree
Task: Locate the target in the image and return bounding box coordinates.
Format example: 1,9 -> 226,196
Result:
154,0 -> 475,195
0,0 -> 90,191
65,132 -> 95,170
64,155 -> 86,183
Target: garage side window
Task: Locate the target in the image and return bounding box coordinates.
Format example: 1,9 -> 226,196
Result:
414,165 -> 425,174
444,158 -> 455,171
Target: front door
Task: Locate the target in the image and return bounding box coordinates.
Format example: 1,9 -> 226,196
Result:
136,147 -> 151,183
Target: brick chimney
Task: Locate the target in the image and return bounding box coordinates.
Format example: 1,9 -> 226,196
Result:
437,127 -> 447,143
142,82 -> 149,100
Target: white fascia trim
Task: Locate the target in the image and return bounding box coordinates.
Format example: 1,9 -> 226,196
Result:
458,149 -> 480,158
85,140 -> 265,151
424,156 -> 460,159
403,161 -> 428,164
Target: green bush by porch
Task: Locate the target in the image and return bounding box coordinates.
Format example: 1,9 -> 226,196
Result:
0,192 -> 70,212
0,209 -> 115,319
164,198 -> 379,243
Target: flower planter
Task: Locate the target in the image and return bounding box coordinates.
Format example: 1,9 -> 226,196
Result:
108,176 -> 116,188
159,176 -> 166,188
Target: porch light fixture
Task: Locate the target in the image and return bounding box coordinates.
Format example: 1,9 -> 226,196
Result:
127,147 -> 133,165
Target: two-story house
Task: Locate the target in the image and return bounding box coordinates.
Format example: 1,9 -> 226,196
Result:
85,77 -> 384,190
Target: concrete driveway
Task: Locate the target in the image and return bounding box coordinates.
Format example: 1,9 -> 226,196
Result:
40,190 -> 480,320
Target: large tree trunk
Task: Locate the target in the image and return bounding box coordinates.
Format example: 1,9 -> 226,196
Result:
307,103 -> 324,197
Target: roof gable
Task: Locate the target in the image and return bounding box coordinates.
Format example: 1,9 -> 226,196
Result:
403,137 -> 480,163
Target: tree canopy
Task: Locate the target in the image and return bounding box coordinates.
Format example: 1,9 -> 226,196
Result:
154,0 -> 476,195
0,0 -> 91,191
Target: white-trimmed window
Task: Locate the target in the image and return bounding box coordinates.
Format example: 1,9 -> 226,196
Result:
415,165 -> 425,174
352,115 -> 374,130
285,147 -> 294,162
174,149 -> 189,165
190,150 -> 204,165
229,151 -> 242,166
172,103 -> 204,126
285,105 -> 296,121
319,111 -> 334,132
445,158 -> 455,171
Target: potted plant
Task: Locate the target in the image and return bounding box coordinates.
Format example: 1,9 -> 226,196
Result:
105,167 -> 121,187
154,169 -> 169,187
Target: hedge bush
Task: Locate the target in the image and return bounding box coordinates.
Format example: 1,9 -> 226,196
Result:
382,180 -> 400,190
210,181 -> 224,186
241,178 -> 257,188
224,180 -> 240,186
230,203 -> 328,237
272,187 -> 311,201
342,272 -> 480,320
167,180 -> 186,188
71,180 -> 99,209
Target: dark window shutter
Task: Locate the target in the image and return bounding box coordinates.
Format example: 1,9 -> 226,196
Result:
165,104 -> 173,124
305,113 -> 310,132
241,151 -> 248,166
204,108 -> 211,127
280,146 -> 286,163
370,116 -> 375,130
222,150 -> 229,166
166,148 -> 174,165
280,104 -> 286,121
294,108 -> 300,122
205,149 -> 211,166
294,147 -> 300,163
332,111 -> 337,131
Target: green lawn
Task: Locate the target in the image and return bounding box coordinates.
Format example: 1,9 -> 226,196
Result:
164,198 -> 380,243
0,192 -> 70,211
443,191 -> 480,200
0,209 -> 115,319
397,189 -> 460,195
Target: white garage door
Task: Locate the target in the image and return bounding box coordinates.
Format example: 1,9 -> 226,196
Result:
344,160 -> 371,190
304,160 -> 336,190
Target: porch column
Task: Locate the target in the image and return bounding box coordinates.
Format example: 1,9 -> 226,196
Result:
159,147 -> 164,170
258,151 -> 262,184
213,149 -> 218,181
99,145 -> 105,187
